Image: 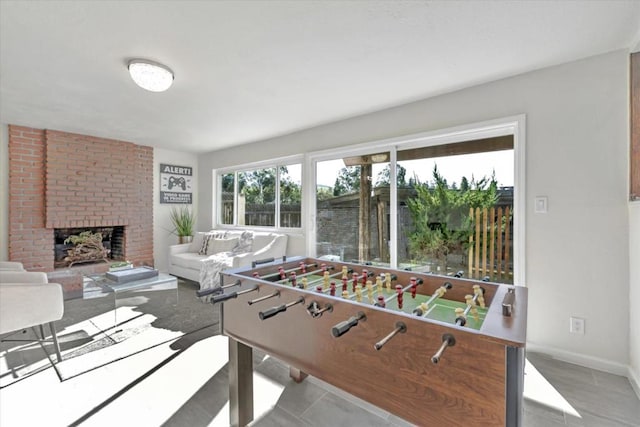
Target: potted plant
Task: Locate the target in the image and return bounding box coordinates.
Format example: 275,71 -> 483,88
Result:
170,205 -> 196,244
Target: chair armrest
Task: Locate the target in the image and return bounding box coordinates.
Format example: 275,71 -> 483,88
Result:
0,283 -> 64,334
0,271 -> 48,283
0,261 -> 25,271
169,243 -> 192,255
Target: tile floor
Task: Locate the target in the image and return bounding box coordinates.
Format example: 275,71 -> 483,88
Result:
1,280 -> 638,426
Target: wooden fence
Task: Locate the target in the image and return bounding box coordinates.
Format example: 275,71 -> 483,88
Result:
468,206 -> 513,282
221,199 -> 301,227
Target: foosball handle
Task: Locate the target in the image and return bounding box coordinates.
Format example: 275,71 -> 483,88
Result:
259,296 -> 304,320
331,311 -> 366,337
211,285 -> 259,304
431,333 -> 456,364
211,291 -> 239,304
252,257 -> 274,268
196,287 -> 224,298
259,304 -> 287,320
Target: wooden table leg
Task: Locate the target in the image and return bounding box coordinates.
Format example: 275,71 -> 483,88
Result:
289,366 -> 308,383
229,338 -> 253,427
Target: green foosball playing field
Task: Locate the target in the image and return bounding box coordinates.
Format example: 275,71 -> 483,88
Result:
276,274 -> 488,330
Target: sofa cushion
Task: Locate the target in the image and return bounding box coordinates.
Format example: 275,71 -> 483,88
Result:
170,252 -> 208,270
206,237 -> 240,255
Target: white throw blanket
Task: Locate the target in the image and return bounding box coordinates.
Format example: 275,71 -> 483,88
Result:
198,253 -> 235,295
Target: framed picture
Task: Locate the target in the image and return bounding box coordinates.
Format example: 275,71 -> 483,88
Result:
160,163 -> 192,204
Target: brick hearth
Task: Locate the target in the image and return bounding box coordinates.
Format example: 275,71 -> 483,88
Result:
8,125 -> 154,289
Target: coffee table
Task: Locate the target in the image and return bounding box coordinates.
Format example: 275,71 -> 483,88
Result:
83,272 -> 178,325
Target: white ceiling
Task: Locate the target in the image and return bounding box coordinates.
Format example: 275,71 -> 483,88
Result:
1,1 -> 640,154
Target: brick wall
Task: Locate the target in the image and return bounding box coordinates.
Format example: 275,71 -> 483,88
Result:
8,126 -> 51,271
8,125 -> 154,271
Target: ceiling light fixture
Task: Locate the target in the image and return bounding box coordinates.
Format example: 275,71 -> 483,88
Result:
127,59 -> 174,92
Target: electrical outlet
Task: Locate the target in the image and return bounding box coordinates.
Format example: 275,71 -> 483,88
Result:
570,317 -> 585,334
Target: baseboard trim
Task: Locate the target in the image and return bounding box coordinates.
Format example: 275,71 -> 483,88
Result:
525,342 -> 629,376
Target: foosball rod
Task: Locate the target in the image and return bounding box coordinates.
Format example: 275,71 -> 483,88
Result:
195,279 -> 242,298
210,285 -> 259,304
274,265 -> 335,284
304,268 -> 353,288
431,333 -> 456,364
383,280 -> 421,303
455,287 -> 485,326
258,262 -> 318,280
374,321 -> 407,350
412,282 -> 453,316
247,290 -> 280,305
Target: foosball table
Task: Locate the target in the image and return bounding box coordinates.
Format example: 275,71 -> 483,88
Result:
200,256 -> 527,426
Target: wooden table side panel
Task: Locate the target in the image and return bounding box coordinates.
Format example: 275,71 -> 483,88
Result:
223,281 -> 508,426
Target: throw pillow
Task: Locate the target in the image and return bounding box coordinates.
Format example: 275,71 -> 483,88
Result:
198,231 -> 227,255
233,231 -> 254,254
189,232 -> 208,253
206,237 -> 240,256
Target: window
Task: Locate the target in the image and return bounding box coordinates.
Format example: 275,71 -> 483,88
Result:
315,154 -> 390,266
218,162 -> 302,229
397,138 -> 514,282
310,119 -> 523,285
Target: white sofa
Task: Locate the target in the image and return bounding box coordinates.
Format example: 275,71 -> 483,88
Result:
169,229 -> 288,291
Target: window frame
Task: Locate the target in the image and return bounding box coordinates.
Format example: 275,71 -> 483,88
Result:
214,155 -> 304,231
306,115 -> 526,285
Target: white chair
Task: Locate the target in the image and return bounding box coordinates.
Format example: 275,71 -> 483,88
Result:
0,261 -> 25,271
0,271 -> 64,363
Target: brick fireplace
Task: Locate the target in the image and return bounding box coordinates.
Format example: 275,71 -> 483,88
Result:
8,125 -> 154,281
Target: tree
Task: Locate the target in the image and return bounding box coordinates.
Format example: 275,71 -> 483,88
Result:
333,166 -> 361,196
237,166 -> 301,205
374,164 -> 407,187
406,165 -> 498,272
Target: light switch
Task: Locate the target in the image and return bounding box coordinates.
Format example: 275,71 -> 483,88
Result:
534,196 -> 548,213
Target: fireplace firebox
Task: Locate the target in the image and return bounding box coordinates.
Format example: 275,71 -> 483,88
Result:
54,226 -> 125,268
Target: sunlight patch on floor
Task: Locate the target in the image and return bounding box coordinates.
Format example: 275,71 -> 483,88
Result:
85,335 -> 231,426
206,371 -> 285,427
524,358 -> 581,418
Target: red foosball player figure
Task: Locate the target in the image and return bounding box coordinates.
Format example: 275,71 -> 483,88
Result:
330,281 -> 336,296
279,267 -> 286,280
396,284 -> 404,309
316,285 -> 323,293
342,277 -> 348,293
300,262 -> 306,274
410,277 -> 418,298
253,272 -> 261,279
361,269 -> 368,286
290,272 -> 297,287
375,294 -> 386,308
352,273 -> 359,293
321,263 -> 327,272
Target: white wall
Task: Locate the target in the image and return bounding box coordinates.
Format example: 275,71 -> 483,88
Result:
0,124 -> 8,261
153,148 -> 198,272
199,50 -> 632,369
630,202 -> 640,393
